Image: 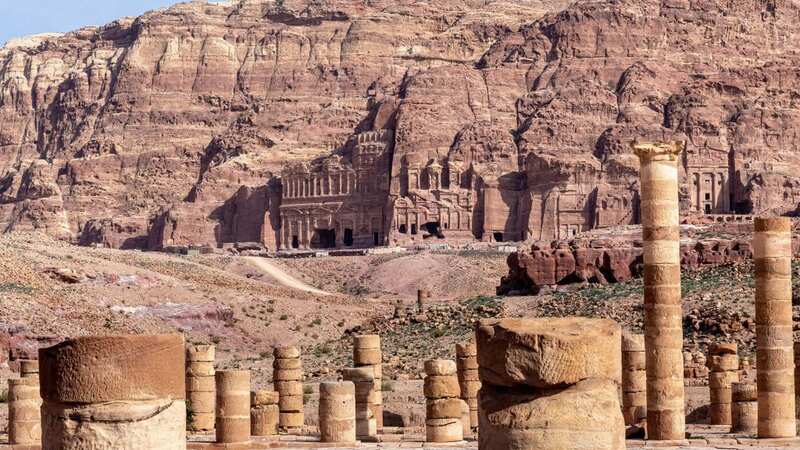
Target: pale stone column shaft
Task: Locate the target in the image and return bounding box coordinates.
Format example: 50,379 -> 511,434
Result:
215,370 -> 251,444
319,382 -> 356,443
633,141 -> 685,440
8,377 -> 42,445
754,217 -> 796,437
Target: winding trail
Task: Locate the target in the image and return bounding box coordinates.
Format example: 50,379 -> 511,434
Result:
245,257 -> 331,296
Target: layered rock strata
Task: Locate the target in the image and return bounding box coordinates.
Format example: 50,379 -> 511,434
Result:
186,344 -> 216,432
476,317 -> 624,450
251,390 -> 280,436
424,359 -> 463,443
38,334 -> 186,450
753,217 -> 796,437
319,381 -> 357,443
273,346 -> 304,430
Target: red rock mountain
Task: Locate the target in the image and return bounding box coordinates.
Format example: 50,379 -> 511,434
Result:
1,0 -> 798,249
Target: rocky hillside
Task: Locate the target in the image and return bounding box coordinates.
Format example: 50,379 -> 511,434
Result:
1,0 -> 800,248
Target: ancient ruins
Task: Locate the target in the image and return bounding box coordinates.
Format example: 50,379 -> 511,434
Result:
5,141 -> 800,450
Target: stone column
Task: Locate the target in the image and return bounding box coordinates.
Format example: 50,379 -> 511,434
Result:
353,335 -> 383,429
417,289 -> 430,313
186,344 -> 215,432
251,390 -> 279,436
708,343 -> 739,425
273,346 -> 304,431
731,382 -> 757,434
342,367 -> 377,439
754,216 -> 796,437
216,370 -> 251,444
460,399 -> 471,438
424,359 -> 463,443
632,141 -> 685,441
795,340 -> 800,420
456,341 -> 480,429
476,318 -> 624,450
319,381 -> 356,443
39,334 -> 186,450
8,377 -> 41,445
19,359 -> 39,378
621,332 -> 646,426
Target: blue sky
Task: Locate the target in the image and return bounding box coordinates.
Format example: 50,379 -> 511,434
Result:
0,1 -> 183,47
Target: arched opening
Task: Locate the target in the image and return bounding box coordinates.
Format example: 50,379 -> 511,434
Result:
493,232 -> 504,242
399,224 -> 407,234
291,235 -> 300,249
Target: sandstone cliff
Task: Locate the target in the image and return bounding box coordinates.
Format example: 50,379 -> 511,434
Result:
1,0 -> 799,249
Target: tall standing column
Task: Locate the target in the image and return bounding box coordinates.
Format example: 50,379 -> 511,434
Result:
754,217 -> 796,437
633,141 -> 685,440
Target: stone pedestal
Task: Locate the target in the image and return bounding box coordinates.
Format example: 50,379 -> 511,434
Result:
273,346 -> 304,431
319,381 -> 356,443
621,333 -> 646,426
731,382 -> 757,434
216,370 -> 251,444
633,141 -> 685,441
754,217 -> 796,438
8,377 -> 41,445
343,367 -> 377,439
353,335 -> 383,429
424,359 -> 463,443
39,334 -> 186,450
456,341 -> 480,429
708,343 -> 739,425
477,317 -> 624,450
186,344 -> 215,432
251,390 -> 279,436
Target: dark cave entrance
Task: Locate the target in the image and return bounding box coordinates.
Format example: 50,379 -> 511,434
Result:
314,229 -> 336,249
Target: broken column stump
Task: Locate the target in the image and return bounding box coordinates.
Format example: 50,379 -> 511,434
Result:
353,334 -> 383,429
621,332 -> 646,426
754,217 -> 796,438
186,344 -> 215,432
633,140 -> 686,441
476,317 -> 624,450
319,381 -> 356,443
8,377 -> 41,445
424,359 -> 463,443
456,340 -> 480,430
273,346 -> 304,431
342,367 -> 377,439
731,382 -> 757,434
708,343 -> 739,425
39,334 -> 186,450
216,370 -> 251,444
251,390 -> 279,436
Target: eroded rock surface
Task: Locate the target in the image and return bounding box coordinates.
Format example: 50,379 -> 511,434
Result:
2,0 -> 800,248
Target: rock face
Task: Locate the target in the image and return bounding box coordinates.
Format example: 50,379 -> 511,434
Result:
498,237 -> 754,294
3,0 -> 800,249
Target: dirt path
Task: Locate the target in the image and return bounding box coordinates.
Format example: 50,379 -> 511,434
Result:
245,257 -> 332,296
